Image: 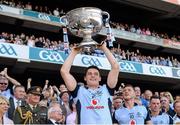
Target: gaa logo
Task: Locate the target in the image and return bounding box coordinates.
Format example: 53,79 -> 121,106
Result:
0,44 -> 17,56
91,99 -> 98,106
149,66 -> 166,75
38,13 -> 51,21
82,56 -> 102,67
119,61 -> 137,72
39,50 -> 64,62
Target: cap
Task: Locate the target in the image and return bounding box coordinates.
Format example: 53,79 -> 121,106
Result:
27,86 -> 42,96
0,75 -> 8,84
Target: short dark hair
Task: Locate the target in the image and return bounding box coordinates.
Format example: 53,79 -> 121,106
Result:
150,95 -> 160,101
85,65 -> 100,75
124,84 -> 134,89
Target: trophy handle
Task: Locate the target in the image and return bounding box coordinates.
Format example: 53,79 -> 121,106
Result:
102,11 -> 110,23
60,15 -> 68,26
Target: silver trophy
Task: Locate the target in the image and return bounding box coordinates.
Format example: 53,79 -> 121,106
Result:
61,7 -> 110,49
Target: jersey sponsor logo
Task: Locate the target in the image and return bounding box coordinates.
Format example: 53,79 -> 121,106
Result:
81,56 -> 102,67
119,61 -> 137,72
38,13 -> 51,21
149,66 -> 166,75
0,44 -> 17,56
91,99 -> 98,106
129,119 -> 136,125
39,50 -> 64,62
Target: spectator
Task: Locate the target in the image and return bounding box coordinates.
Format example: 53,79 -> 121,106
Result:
164,91 -> 174,109
113,84 -> 152,124
173,100 -> 180,124
60,42 -> 119,124
0,68 -> 21,99
148,96 -> 173,124
8,85 -> 26,120
160,96 -> 175,118
13,86 -> 48,124
66,99 -> 77,125
53,8 -> 60,17
143,89 -> 153,107
134,86 -> 146,106
0,96 -> 14,124
47,102 -> 65,124
113,96 -> 123,110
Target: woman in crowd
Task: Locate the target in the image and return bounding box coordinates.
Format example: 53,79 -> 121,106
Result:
0,96 -> 14,124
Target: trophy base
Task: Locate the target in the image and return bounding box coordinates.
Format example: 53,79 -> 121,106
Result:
76,40 -> 100,48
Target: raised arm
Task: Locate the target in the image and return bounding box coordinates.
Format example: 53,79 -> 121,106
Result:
60,47 -> 80,91
4,68 -> 21,86
99,42 -> 119,88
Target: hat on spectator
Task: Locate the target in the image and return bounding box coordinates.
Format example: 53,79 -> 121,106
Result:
0,75 -> 8,84
27,86 -> 42,96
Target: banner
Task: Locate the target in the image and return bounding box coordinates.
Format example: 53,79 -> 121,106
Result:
0,4 -> 20,14
73,54 -> 109,69
119,61 -> 143,74
73,55 -> 143,74
172,68 -> 180,78
29,47 -> 66,64
142,64 -> 172,77
0,43 -> 29,59
23,10 -> 63,24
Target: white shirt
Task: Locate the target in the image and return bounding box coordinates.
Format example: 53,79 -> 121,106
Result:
13,97 -> 21,108
50,119 -> 59,125
173,114 -> 180,124
3,115 -> 14,124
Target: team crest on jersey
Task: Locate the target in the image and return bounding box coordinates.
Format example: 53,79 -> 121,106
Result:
137,112 -> 142,117
91,99 -> 99,106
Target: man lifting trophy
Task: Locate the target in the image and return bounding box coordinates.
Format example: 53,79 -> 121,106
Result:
61,7 -> 110,49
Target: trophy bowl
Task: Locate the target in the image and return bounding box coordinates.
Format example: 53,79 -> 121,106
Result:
61,7 -> 110,48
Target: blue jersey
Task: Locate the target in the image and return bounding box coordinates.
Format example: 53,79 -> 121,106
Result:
71,84 -> 114,124
173,114 -> 180,124
150,112 -> 172,125
113,103 -> 150,125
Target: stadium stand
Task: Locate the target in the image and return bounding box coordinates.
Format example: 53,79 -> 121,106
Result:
0,0 -> 180,124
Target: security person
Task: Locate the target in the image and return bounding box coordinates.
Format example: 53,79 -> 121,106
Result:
13,86 -> 48,124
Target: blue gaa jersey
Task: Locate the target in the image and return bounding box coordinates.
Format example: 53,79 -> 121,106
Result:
150,112 -> 172,124
173,114 -> 180,124
113,103 -> 150,125
71,84 -> 113,124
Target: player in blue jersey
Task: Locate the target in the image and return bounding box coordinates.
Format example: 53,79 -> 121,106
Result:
148,96 -> 173,124
60,42 -> 119,124
113,84 -> 152,125
173,100 -> 180,124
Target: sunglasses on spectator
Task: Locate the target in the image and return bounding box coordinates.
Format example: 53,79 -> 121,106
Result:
0,83 -> 8,85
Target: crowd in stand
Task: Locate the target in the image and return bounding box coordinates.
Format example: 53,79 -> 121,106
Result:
1,0 -> 180,43
0,1 -> 180,124
1,31 -> 180,68
0,67 -> 180,124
